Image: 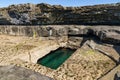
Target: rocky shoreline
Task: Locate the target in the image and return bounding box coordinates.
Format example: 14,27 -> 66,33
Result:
0,29 -> 119,79
0,2 -> 120,80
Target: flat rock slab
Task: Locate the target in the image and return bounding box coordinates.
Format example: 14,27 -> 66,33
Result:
99,65 -> 120,80
0,65 -> 53,80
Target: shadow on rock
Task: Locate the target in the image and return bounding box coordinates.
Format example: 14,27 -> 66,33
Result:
113,46 -> 120,56
113,45 -> 120,63
114,71 -> 120,80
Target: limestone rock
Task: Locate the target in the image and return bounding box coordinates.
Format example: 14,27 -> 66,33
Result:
0,65 -> 53,80
1,3 -> 120,25
0,25 -> 120,45
91,26 -> 120,44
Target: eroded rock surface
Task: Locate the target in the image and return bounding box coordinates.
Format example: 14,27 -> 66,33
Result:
0,65 -> 53,80
0,3 -> 120,25
0,25 -> 120,45
9,44 -> 116,80
0,34 -> 118,80
99,65 -> 120,80
0,2 -> 120,80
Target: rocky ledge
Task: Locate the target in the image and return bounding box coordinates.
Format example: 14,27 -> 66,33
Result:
0,65 -> 53,80
0,2 -> 120,80
0,3 -> 120,25
0,25 -> 120,45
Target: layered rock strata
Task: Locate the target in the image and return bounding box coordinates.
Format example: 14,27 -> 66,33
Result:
0,25 -> 120,45
0,3 -> 120,25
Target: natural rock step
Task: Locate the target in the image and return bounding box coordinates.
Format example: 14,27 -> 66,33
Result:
9,59 -> 53,76
0,65 -> 53,80
0,25 -> 120,45
99,65 -> 120,80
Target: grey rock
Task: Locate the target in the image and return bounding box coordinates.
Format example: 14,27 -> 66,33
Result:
0,65 -> 53,80
0,25 -> 120,45
67,37 -> 83,49
0,3 -> 120,25
91,26 -> 120,44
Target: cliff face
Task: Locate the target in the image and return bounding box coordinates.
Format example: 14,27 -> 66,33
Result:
0,25 -> 120,45
0,3 -> 120,25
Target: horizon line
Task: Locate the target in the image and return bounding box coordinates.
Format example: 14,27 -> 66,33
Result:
0,2 -> 120,8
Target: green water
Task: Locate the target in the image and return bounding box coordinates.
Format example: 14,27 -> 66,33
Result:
37,48 -> 76,69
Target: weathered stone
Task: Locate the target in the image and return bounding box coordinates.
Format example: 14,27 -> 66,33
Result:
91,26 -> 120,44
0,25 -> 120,45
0,3 -> 120,25
67,37 -> 83,49
99,65 -> 120,80
0,65 -> 53,80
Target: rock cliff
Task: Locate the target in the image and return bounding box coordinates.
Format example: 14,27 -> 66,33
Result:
0,25 -> 120,45
0,3 -> 120,80
0,3 -> 120,25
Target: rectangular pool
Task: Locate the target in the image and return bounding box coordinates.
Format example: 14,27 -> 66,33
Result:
37,48 -> 76,69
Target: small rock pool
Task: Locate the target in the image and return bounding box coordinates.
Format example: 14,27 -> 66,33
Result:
37,48 -> 76,69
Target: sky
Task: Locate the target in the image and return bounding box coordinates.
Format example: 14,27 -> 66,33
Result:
0,0 -> 120,7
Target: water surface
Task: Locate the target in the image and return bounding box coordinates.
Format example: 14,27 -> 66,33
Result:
37,48 -> 76,69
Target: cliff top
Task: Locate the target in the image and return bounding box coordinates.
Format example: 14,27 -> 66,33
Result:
0,2 -> 120,25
